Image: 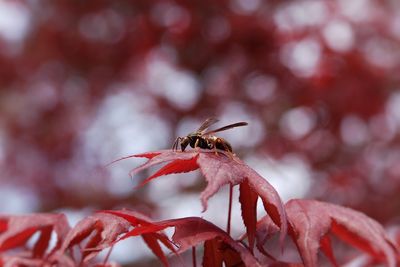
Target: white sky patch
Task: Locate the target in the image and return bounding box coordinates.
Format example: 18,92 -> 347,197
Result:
340,115 -> 369,146
323,19 -> 354,52
0,1 -> 30,43
0,128 -> 5,163
338,0 -> 372,22
280,107 -> 316,139
176,117 -> 207,137
108,237 -> 155,264
362,38 -> 398,69
280,38 -> 321,77
391,15 -> 400,40
244,73 -> 277,103
219,103 -> 265,148
274,1 -> 328,31
146,54 -> 201,110
0,186 -> 39,213
245,154 -> 312,202
385,91 -> 400,131
56,208 -> 90,227
146,171 -> 199,200
202,187 -> 245,236
342,254 -> 370,267
158,190 -> 245,237
83,89 -> 170,196
158,193 -> 203,220
230,0 -> 262,15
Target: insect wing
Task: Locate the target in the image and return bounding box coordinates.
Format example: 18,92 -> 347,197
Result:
202,122 -> 248,135
196,117 -> 219,133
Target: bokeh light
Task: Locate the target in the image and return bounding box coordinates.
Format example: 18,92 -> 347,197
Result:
1,0 -> 400,265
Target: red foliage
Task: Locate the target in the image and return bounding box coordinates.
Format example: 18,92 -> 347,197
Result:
0,214 -> 71,266
285,199 -> 398,267
57,212 -> 132,263
100,210 -> 177,267
1,1 -> 400,266
0,211 -> 170,266
104,211 -> 260,267
125,150 -> 287,243
1,0 -> 400,247
239,178 -> 258,253
2,150 -> 399,266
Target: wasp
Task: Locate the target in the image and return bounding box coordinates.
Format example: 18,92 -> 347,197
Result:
172,118 -> 248,153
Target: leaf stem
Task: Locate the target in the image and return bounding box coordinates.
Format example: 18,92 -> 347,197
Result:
227,183 -> 233,235
103,244 -> 114,264
192,246 -> 197,267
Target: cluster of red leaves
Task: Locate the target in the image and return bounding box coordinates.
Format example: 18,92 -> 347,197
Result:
1,150 -> 399,266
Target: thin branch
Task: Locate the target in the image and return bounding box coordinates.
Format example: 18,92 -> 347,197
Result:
192,246 -> 197,267
227,183 -> 233,235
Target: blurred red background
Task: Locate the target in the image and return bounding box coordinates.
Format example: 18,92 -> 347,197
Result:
1,0 -> 400,265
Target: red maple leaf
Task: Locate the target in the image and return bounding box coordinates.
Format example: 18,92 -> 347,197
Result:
117,149 -> 288,247
56,212 -> 132,263
100,210 -> 177,267
254,214 -> 280,259
103,210 -> 261,267
285,199 -> 399,267
0,213 -> 70,265
0,210 -> 174,266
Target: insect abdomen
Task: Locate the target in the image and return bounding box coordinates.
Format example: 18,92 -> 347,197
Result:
215,138 -> 232,152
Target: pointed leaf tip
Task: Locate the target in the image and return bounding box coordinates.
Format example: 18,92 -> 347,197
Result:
134,151 -> 163,159
128,150 -> 198,179
137,155 -> 199,188
239,179 -> 258,252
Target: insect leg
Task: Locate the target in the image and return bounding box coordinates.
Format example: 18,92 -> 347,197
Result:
194,138 -> 200,151
208,139 -> 218,155
172,137 -> 181,151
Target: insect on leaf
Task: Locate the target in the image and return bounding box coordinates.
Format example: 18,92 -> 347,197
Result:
124,150 -> 288,245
